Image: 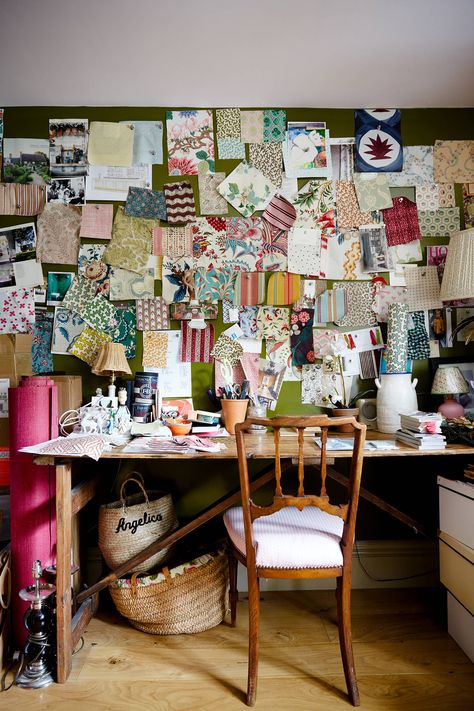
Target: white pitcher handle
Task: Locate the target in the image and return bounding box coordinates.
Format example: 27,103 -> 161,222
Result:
375,378 -> 381,390
412,378 -> 418,389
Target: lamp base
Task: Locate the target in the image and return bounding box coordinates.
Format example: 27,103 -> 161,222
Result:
438,397 -> 465,419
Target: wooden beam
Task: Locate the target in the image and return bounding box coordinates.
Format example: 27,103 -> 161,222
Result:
55,461 -> 73,683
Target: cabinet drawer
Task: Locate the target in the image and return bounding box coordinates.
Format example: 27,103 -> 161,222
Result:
439,531 -> 474,615
438,476 -> 474,551
447,592 -> 474,663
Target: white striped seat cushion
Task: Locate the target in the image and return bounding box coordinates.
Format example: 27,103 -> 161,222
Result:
223,506 -> 344,570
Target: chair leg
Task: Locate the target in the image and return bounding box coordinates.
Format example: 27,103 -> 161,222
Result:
228,549 -> 238,626
336,575 -> 360,707
246,571 -> 260,706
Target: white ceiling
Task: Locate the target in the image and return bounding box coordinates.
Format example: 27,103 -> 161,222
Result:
1,0 -> 474,108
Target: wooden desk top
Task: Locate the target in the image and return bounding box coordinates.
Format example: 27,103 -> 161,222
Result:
94,431 -> 474,460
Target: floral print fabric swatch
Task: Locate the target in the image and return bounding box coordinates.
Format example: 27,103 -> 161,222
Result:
290,307 -> 315,365
110,303 -> 137,359
216,108 -> 241,139
248,142 -> 283,188
80,204 -> 113,240
194,266 -> 236,303
153,226 -> 193,257
104,207 -> 158,274
238,306 -> 259,338
198,173 -> 228,215
385,146 -> 434,186
353,173 -> 393,212
69,326 -> 112,365
77,243 -> 110,296
433,140 -> 474,183
263,110 -> 286,143
240,111 -> 264,144
417,208 -> 460,236
136,298 -> 169,330
211,334 -> 243,367
142,331 -> 169,368
335,181 -> 374,229
292,179 -> 336,234
192,217 -> 227,269
124,187 -> 167,220
108,267 -> 154,301
36,204 -> 82,265
225,216 -> 262,271
256,306 -> 290,340
217,161 -> 275,217
32,310 -> 53,373
51,307 -> 86,354
162,257 -> 195,304
166,110 -> 215,175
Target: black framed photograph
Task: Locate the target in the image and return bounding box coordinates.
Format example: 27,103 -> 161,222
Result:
430,356 -> 474,416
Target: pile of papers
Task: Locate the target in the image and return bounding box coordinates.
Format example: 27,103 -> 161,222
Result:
314,437 -> 399,451
396,411 -> 446,449
123,435 -> 225,454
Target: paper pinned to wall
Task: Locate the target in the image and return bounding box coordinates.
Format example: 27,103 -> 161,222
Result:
145,330 -> 192,398
88,121 -> 134,166
85,165 -> 152,202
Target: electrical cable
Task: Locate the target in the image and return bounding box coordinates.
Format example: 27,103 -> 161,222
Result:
354,541 -> 437,583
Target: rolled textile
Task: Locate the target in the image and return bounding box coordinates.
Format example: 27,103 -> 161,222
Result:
386,303 -> 409,373
9,377 -> 58,645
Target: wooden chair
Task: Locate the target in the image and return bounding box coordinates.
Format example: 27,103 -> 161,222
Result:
223,414 -> 366,706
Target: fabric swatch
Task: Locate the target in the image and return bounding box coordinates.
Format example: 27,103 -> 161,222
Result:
180,322 -> 215,363
372,284 -> 408,322
142,331 -> 169,368
417,208 -> 460,236
167,110 -> 214,175
192,217 -> 227,269
51,307 -> 86,354
217,160 -> 275,217
407,311 -> 430,360
163,181 -> 196,224
88,121 -> 133,166
216,108 -> 241,139
387,240 -> 423,265
266,337 -> 296,381
249,142 -> 283,188
353,173 -> 393,212
103,206 -> 158,274
194,266 -> 236,303
36,204 -> 81,265
136,298 -> 169,330
438,183 -> 456,207
108,266 -> 154,301
222,298 -> 240,323
120,120 -> 163,165
80,203 -> 114,240
225,216 -> 262,271
415,184 -> 440,211
404,265 -> 442,311
266,273 -> 301,305
383,196 -> 421,246
109,303 -> 137,359
169,302 -> 218,321
385,303 -> 409,373
256,306 -> 290,340
385,145 -> 434,186
333,281 -> 377,328
0,286 -> 35,333
319,230 -> 365,280
69,326 -> 112,365
81,294 -> 117,332
211,334 -> 243,366
0,183 -> 46,216
198,173 -> 228,215
287,227 -> 321,275
124,187 -> 167,220
240,111 -> 264,143
312,328 -> 340,358
262,193 -> 296,230
61,276 -> 97,315
292,179 -> 336,236
463,182 -> 474,229
263,110 -> 286,143
290,307 -> 315,365
238,306 -> 259,338
259,219 -> 288,271
77,243 -> 110,296
32,310 -> 53,373
301,364 -> 342,406
313,289 -> 347,324
335,181 -> 374,229
162,257 -> 195,304
153,225 -> 193,257
217,137 -> 246,160
433,140 -> 474,183
354,109 -> 402,173
232,272 -> 266,305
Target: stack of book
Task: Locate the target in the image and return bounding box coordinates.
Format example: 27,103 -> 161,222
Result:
396,411 -> 446,449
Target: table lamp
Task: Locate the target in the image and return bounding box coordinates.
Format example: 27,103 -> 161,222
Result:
431,366 -> 469,418
440,228 -> 474,302
92,343 -> 132,398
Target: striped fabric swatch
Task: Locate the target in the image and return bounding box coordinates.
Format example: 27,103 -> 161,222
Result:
152,226 -> 193,257
266,273 -> 301,305
180,322 -> 214,363
313,289 -> 347,324
163,181 -> 196,224
13,184 -> 46,215
233,272 -> 266,306
262,194 -> 297,230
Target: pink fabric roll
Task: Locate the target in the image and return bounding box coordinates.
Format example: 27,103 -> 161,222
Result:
9,377 -> 58,646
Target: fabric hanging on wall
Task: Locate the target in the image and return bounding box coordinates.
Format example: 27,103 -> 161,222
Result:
217,137 -> 246,160
335,180 -> 374,229
103,207 -> 158,274
238,306 -> 258,338
109,303 -> 137,359
262,193 -> 297,231
69,326 -> 112,365
36,204 -> 82,264
124,187 -> 167,220
153,225 -> 193,257
193,217 -> 227,269
225,217 -> 261,271
217,161 -> 275,217
290,307 -> 315,365
433,140 -> 474,183
216,108 -> 241,139
194,266 -> 235,303
166,110 -> 214,175
233,272 -> 266,305
263,109 -> 287,143
32,310 -> 54,373
383,196 -> 422,246
240,110 -> 264,143
163,181 -> 196,224
292,178 -> 335,233
415,183 -> 455,212
352,173 -> 393,212
51,307 -> 86,354
180,322 -> 215,363
198,173 -> 228,215
385,302 -> 409,373
108,266 -> 154,301
372,284 -> 408,322
313,288 -> 347,324
119,120 -> 164,165
0,183 -> 46,216
0,286 -> 35,334
287,227 -> 322,275
319,230 -> 367,281
136,298 -> 169,330
79,203 -> 114,240
258,219 -> 288,271
266,272 -> 301,305
256,306 -> 290,340
384,145 -> 434,186
407,311 -> 430,360
10,377 -> 58,645
77,243 -> 110,297
354,109 -> 403,173
333,281 -> 377,328
248,142 -> 283,188
404,265 -> 442,311
162,257 -> 195,304
142,331 -> 169,368
81,294 -> 117,332
417,208 -> 460,237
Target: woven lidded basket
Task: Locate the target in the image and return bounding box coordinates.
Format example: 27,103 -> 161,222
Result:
109,550 -> 229,635
98,475 -> 178,574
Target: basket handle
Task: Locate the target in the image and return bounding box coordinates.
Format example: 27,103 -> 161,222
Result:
130,572 -> 139,598
119,476 -> 150,512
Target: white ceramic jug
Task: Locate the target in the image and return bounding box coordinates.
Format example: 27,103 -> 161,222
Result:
375,373 -> 418,433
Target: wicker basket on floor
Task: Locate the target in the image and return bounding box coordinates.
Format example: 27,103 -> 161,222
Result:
108,549 -> 229,635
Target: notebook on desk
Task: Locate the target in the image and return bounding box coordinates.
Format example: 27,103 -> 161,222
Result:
314,437 -> 399,451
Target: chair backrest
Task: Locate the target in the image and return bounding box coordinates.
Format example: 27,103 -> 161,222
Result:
234,415 -> 366,565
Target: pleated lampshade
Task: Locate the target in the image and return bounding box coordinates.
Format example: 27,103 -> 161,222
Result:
92,343 -> 132,378
440,229 -> 474,302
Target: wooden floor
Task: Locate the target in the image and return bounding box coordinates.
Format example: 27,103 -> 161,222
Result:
4,588 -> 474,711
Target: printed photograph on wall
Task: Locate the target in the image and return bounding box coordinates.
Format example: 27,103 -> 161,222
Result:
46,271 -> 75,306
3,138 -> 50,185
49,119 -> 88,177
0,222 -> 37,287
47,177 -> 85,205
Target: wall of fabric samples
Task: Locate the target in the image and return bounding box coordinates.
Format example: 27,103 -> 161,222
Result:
0,106 -> 473,420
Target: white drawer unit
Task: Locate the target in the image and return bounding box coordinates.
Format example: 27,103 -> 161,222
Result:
447,592 -> 474,663
437,476 -> 474,551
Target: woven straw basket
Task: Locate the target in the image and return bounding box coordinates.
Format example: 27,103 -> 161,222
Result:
109,550 -> 229,635
98,475 -> 178,574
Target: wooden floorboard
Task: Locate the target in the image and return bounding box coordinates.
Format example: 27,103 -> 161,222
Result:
3,589 -> 473,710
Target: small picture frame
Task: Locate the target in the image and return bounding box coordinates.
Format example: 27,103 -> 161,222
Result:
46,271 -> 75,306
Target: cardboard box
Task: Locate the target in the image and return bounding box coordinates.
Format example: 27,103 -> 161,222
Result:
48,375 -> 83,421
0,334 -> 33,446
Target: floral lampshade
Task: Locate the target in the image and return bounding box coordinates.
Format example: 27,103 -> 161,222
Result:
431,366 -> 469,396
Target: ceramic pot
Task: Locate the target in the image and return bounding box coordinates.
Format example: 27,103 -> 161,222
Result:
330,408 -> 359,433
375,374 -> 418,433
221,399 -> 249,435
